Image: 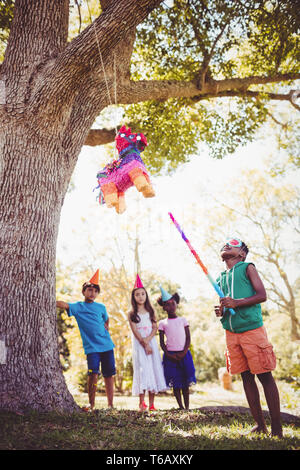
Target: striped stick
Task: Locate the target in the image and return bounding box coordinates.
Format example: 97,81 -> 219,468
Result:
168,212 -> 235,315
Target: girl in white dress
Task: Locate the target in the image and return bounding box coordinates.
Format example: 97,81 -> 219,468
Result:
128,275 -> 168,411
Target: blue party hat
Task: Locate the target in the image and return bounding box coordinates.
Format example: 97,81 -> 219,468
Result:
159,285 -> 172,302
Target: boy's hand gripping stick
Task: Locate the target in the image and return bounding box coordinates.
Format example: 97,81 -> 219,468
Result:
168,212 -> 236,315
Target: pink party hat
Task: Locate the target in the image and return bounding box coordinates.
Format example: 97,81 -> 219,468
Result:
134,274 -> 144,289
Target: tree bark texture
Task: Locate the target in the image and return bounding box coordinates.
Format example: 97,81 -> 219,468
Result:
0,127 -> 77,411
0,0 -> 163,412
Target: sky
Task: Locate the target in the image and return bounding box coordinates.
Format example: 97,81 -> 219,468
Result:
55,133 -> 298,302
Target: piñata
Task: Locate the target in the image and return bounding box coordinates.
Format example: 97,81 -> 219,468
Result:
96,126 -> 155,213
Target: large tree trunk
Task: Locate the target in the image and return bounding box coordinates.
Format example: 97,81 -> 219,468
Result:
0,0 -> 163,413
0,121 -> 79,411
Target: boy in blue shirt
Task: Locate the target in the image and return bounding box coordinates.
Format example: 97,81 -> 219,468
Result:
56,271 -> 115,412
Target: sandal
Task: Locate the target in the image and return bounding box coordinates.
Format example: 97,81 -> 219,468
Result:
139,401 -> 148,411
81,406 -> 93,413
149,405 -> 157,411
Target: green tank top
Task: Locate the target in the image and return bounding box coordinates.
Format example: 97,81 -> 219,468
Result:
217,261 -> 263,333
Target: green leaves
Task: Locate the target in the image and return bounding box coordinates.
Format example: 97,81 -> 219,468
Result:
2,0 -> 298,172
244,0 -> 300,75
0,0 -> 14,59
134,0 -> 274,81
125,95 -> 269,171
125,99 -> 200,173
198,97 -> 268,159
128,0 -> 299,170
0,0 -> 14,37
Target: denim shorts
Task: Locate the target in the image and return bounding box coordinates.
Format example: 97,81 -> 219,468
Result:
87,350 -> 116,377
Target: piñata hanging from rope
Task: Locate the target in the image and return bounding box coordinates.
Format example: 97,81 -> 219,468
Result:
95,126 -> 155,214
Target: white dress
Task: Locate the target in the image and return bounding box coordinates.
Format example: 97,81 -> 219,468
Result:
131,312 -> 168,396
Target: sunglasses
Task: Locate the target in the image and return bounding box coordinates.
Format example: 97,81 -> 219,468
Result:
221,238 -> 243,250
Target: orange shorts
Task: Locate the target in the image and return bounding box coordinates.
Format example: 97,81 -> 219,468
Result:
225,326 -> 276,375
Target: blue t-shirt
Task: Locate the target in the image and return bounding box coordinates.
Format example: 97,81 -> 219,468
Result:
68,301 -> 115,355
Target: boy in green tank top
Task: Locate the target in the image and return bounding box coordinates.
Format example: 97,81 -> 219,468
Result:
215,238 -> 282,438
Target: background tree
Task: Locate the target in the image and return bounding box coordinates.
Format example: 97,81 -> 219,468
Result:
223,172 -> 300,341
196,167 -> 300,341
0,0 -> 299,413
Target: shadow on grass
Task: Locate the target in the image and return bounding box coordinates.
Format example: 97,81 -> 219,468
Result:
0,408 -> 299,451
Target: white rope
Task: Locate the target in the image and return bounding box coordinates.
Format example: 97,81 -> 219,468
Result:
113,52 -> 117,108
112,52 -> 118,159
86,0 -> 118,138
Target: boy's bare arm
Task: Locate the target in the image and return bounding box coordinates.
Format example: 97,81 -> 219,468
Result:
56,300 -> 69,310
246,264 -> 267,301
220,264 -> 267,310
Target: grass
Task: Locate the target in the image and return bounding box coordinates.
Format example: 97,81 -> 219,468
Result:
0,381 -> 299,451
1,408 -> 299,451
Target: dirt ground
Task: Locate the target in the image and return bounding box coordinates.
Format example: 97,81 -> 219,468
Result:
67,378 -> 300,415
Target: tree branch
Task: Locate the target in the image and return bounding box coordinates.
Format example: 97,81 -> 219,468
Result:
197,22 -> 229,90
74,0 -> 82,34
289,90 -> 300,111
83,72 -> 300,146
112,73 -> 300,104
192,88 -> 300,106
263,277 -> 290,307
2,0 -> 69,104
266,110 -> 288,129
84,128 -> 117,146
29,0 -> 164,114
62,0 -> 163,73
